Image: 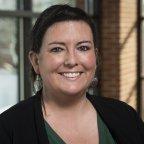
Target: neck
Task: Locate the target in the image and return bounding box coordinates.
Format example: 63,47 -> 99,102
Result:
42,88 -> 89,117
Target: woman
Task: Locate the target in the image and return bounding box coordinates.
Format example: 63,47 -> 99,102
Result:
0,4 -> 144,144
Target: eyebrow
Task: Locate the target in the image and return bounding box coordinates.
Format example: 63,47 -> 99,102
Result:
48,42 -> 65,46
48,40 -> 92,46
76,40 -> 92,45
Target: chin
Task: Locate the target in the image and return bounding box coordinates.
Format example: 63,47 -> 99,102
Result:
60,86 -> 86,96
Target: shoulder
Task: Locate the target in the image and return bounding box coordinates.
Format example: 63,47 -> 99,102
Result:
101,95 -> 136,112
88,94 -> 144,142
96,95 -> 136,113
89,93 -> 144,127
98,96 -> 144,142
0,93 -> 42,144
87,93 -> 143,124
0,94 -> 39,128
87,93 -> 136,114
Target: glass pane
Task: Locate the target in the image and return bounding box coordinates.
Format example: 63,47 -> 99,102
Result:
0,0 -> 16,10
0,18 -> 18,113
32,0 -> 76,12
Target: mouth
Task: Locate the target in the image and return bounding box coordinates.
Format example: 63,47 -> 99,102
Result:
58,72 -> 83,79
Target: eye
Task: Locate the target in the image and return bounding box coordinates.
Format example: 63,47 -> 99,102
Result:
77,46 -> 90,51
50,47 -> 64,53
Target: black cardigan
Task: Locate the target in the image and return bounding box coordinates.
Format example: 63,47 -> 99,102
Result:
0,91 -> 144,144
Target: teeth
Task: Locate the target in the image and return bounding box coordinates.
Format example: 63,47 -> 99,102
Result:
62,72 -> 80,78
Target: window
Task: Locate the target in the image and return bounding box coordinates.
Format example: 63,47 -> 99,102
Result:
0,0 -> 17,10
32,0 -> 76,12
0,0 -> 18,113
0,18 -> 18,113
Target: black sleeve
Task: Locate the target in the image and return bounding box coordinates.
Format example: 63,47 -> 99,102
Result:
0,119 -> 11,144
133,109 -> 144,142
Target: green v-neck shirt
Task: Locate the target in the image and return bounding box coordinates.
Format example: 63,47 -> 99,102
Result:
44,113 -> 117,144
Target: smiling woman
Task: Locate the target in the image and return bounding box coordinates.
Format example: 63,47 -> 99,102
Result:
0,4 -> 144,144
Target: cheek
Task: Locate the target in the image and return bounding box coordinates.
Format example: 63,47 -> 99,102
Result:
39,55 -> 64,74
81,53 -> 96,71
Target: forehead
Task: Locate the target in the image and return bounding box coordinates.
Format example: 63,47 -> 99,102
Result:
43,21 -> 93,42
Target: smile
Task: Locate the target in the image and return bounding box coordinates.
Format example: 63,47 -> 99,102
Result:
59,72 -> 82,78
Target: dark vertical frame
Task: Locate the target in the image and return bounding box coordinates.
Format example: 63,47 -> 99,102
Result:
23,0 -> 32,99
137,0 -> 144,116
84,0 -> 100,96
93,0 -> 101,96
17,0 -> 33,100
137,0 -> 144,118
137,0 -> 141,115
138,0 -> 144,119
17,0 -> 21,101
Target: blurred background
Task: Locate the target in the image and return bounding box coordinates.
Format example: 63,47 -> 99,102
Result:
0,0 -> 143,120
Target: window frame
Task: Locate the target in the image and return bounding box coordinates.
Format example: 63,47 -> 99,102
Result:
0,0 -> 38,100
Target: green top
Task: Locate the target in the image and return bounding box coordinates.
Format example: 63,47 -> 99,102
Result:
97,114 -> 117,144
44,114 -> 117,144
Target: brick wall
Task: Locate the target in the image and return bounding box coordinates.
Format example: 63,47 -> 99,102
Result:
100,0 -> 120,99
100,0 -> 137,109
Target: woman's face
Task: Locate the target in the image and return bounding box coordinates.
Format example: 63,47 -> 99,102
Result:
33,21 -> 96,96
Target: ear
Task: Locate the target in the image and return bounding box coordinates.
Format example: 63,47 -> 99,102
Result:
29,51 -> 40,74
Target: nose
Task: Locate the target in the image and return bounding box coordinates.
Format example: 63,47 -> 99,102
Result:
64,51 -> 78,68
